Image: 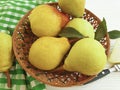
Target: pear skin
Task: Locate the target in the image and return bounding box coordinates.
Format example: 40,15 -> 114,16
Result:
58,0 -> 86,17
29,5 -> 69,37
64,38 -> 107,75
66,18 -> 95,38
0,33 -> 13,72
29,37 -> 70,70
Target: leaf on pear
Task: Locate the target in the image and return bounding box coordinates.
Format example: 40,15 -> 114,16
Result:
95,18 -> 107,41
58,27 -> 87,38
108,30 -> 120,39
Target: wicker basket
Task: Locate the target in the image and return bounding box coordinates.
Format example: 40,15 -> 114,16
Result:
12,3 -> 110,87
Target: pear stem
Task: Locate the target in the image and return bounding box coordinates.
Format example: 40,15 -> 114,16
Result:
4,70 -> 11,88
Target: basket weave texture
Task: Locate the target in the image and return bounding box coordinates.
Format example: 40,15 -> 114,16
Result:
12,3 -> 110,87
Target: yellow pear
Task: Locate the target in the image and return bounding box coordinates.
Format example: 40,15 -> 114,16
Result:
64,38 -> 107,75
58,0 -> 86,17
66,18 -> 95,38
29,37 -> 70,70
0,32 -> 13,72
29,5 -> 69,37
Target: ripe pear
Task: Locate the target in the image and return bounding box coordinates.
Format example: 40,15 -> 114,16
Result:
66,18 -> 95,38
0,32 -> 13,72
64,38 -> 107,75
58,0 -> 86,17
29,5 -> 69,37
108,38 -> 120,63
29,37 -> 70,70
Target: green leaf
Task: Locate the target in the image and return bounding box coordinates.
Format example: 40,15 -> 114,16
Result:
108,30 -> 120,39
95,18 -> 107,41
58,27 -> 87,38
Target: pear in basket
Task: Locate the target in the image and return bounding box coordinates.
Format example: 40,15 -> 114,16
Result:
58,0 -> 86,17
29,4 -> 69,37
64,38 -> 107,75
29,37 -> 70,70
66,18 -> 95,38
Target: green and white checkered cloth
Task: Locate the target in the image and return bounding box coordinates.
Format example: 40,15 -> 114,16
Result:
0,0 -> 57,90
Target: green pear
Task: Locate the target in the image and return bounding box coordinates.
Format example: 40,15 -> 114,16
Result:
64,38 -> 107,75
58,0 -> 86,17
66,18 -> 95,38
29,37 -> 70,70
0,32 -> 13,72
29,5 -> 69,37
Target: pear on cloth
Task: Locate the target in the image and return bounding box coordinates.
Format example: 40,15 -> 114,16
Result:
0,32 -> 13,87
